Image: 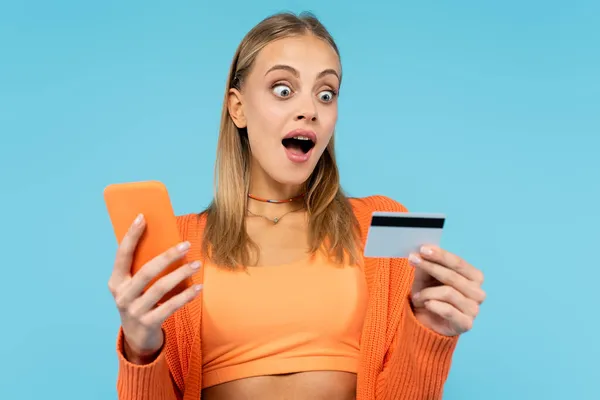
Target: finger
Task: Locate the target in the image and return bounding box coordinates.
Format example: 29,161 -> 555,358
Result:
424,300 -> 473,334
409,254 -> 486,303
141,283 -> 203,327
419,245 -> 484,284
108,214 -> 145,293
130,260 -> 202,315
115,241 -> 191,308
413,286 -> 479,318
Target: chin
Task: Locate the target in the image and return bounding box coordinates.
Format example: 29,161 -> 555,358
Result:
269,164 -> 316,187
255,144 -> 326,188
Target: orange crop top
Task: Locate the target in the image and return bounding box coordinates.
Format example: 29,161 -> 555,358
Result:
200,251 -> 369,389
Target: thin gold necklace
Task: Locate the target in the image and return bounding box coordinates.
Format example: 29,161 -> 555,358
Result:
246,206 -> 305,224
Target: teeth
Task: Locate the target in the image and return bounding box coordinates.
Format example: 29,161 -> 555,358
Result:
292,136 -> 311,141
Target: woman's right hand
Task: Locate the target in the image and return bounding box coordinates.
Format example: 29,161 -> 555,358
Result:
107,214 -> 202,364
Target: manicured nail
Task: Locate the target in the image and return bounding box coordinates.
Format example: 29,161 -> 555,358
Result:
190,261 -> 201,269
409,253 -> 421,265
420,246 -> 433,255
133,214 -> 144,226
177,241 -> 190,252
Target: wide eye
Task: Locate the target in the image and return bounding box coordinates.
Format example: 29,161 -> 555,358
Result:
318,90 -> 336,103
272,84 -> 293,98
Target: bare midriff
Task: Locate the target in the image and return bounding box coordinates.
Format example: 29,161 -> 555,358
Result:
202,371 -> 357,400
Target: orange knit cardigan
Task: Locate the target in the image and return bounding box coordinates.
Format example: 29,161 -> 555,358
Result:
115,195 -> 459,399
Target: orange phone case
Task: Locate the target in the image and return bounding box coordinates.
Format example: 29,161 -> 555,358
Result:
103,180 -> 191,305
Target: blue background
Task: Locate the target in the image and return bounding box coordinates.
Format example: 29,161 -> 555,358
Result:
1,1 -> 598,399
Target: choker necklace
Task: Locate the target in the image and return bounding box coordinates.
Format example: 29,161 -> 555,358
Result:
248,192 -> 306,204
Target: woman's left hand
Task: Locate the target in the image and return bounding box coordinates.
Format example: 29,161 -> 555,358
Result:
408,245 -> 486,337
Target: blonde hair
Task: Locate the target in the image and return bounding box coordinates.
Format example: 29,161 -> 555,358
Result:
202,11 -> 360,268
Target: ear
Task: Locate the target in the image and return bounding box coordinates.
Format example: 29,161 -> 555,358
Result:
227,88 -> 247,128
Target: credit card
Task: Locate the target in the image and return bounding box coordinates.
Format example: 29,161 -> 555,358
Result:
363,211 -> 446,258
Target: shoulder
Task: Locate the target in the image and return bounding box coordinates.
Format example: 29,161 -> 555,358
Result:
348,195 -> 409,242
175,212 -> 207,242
349,194 -> 409,218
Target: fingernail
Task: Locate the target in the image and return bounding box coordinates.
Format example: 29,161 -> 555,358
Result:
409,253 -> 421,265
194,284 -> 203,292
420,246 -> 433,255
412,292 -> 421,301
177,241 -> 190,252
133,214 -> 144,225
190,261 -> 201,269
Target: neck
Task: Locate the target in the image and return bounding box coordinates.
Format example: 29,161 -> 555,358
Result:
247,166 -> 306,216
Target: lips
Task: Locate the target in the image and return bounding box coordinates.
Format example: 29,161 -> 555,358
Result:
281,129 -> 317,163
282,129 -> 317,143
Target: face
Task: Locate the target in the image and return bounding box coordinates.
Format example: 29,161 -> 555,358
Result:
228,34 -> 341,189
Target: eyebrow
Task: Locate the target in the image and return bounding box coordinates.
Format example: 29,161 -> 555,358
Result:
265,64 -> 340,81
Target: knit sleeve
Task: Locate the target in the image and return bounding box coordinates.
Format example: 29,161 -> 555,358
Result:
115,314 -> 185,400
376,288 -> 459,399
357,195 -> 459,399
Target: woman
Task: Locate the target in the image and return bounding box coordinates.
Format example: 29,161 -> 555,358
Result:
109,11 -> 486,400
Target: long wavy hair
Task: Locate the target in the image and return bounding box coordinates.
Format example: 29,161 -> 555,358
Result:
202,11 -> 360,268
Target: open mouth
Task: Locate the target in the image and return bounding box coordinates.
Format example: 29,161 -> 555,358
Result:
281,136 -> 316,155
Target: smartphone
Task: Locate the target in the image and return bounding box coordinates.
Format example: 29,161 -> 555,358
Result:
103,180 -> 192,305
364,211 -> 446,258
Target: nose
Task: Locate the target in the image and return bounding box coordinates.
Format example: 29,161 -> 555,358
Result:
294,96 -> 318,122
